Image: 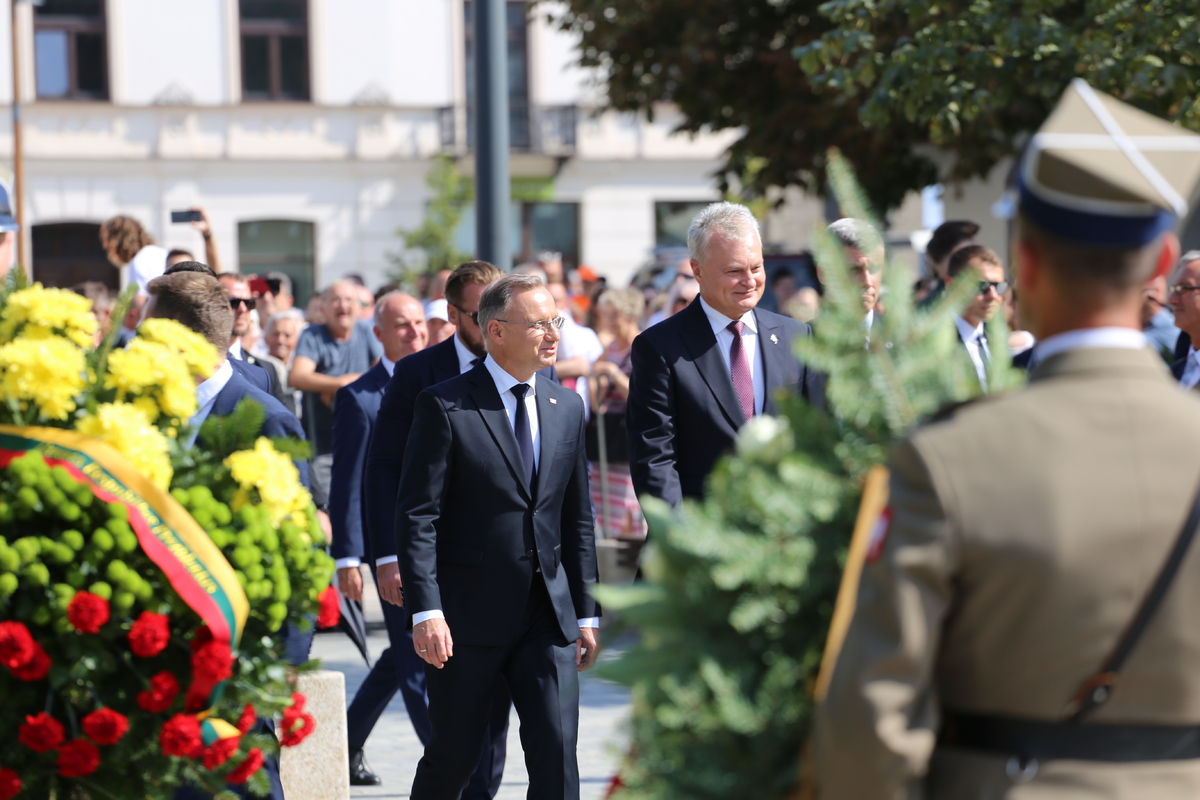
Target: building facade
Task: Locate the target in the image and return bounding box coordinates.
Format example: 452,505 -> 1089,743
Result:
1,0 -> 761,300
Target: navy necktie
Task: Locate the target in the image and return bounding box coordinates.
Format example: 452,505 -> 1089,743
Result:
511,383 -> 536,486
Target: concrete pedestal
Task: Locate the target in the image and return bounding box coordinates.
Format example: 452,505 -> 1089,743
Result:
280,669 -> 350,800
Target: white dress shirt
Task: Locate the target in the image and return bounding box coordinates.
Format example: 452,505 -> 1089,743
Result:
698,296 -> 765,415
1181,347 -> 1200,389
955,314 -> 991,388
335,355 -> 397,570
227,339 -> 243,360
1032,327 -> 1148,363
185,359 -> 234,446
412,355 -> 598,630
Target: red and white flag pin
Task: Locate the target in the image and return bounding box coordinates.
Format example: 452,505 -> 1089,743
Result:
549,398 -> 557,404
866,506 -> 893,563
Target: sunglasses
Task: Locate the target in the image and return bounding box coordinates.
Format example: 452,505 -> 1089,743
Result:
978,281 -> 1009,296
229,297 -> 256,311
450,303 -> 479,324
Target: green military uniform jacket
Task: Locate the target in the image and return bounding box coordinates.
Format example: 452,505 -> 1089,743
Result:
816,344 -> 1200,799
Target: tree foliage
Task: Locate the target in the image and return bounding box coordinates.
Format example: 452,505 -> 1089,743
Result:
600,153 -> 1020,799
390,155 -> 474,283
797,0 -> 1200,188
548,0 -> 938,213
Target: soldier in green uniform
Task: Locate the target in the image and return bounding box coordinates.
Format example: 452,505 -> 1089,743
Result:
815,80 -> 1200,799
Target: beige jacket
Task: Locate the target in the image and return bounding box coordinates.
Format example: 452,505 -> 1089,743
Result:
817,346 -> 1200,799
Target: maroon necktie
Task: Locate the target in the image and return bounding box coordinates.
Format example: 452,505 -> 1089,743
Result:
727,320 -> 755,421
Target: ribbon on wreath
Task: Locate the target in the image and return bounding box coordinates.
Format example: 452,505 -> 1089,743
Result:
0,425 -> 248,651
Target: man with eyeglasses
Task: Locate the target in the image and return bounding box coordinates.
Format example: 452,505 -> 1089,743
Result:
218,272 -> 290,410
945,245 -> 1008,389
1167,251 -> 1200,387
396,273 -> 597,800
365,261 -> 560,800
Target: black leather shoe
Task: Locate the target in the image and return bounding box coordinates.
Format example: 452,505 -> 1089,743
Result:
349,749 -> 382,786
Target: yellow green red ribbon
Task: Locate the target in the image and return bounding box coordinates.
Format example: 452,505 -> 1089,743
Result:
0,425 -> 248,649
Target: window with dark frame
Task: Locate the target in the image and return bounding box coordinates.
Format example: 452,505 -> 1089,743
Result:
34,0 -> 108,101
464,0 -> 531,150
240,0 -> 310,102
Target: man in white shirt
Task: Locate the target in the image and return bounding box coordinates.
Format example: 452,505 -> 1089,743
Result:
945,244 -> 1008,389
396,274 -> 598,800
1169,251 -> 1200,388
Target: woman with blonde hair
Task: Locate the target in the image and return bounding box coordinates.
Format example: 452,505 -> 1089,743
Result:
587,287 -> 648,540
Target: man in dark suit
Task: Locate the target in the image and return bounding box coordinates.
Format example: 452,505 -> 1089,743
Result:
366,261 -> 552,798
329,292 -> 431,787
147,270 -> 311,800
945,245 -> 1008,391
220,271 -> 291,408
626,201 -> 824,508
397,273 -> 599,800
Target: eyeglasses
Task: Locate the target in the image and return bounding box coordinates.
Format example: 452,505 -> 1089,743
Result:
450,303 -> 479,324
1169,284 -> 1200,296
229,297 -> 256,311
977,281 -> 1009,296
495,316 -> 566,334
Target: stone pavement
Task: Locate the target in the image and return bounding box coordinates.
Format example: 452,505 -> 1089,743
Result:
310,583 -> 630,799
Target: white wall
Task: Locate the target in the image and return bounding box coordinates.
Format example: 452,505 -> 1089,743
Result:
117,0 -> 229,105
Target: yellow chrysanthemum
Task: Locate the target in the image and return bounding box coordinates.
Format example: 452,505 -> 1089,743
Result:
0,284 -> 97,348
136,318 -> 217,382
77,402 -> 173,490
0,336 -> 86,420
105,338 -> 199,422
225,437 -> 312,527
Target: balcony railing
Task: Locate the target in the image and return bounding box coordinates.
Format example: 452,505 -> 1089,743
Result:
438,103 -> 577,157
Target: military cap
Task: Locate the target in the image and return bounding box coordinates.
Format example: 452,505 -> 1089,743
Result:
1018,79 -> 1200,246
0,182 -> 17,233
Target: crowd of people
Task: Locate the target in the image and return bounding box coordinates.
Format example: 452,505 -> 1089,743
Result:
8,76 -> 1200,800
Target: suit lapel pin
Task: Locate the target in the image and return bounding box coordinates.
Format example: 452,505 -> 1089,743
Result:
549,397 -> 557,404
770,334 -> 779,344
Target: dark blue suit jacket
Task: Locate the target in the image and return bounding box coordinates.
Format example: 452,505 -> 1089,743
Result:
396,364 -> 597,646
203,369 -> 312,490
330,362 -> 390,562
229,356 -> 272,395
364,336 -> 558,564
626,299 -> 823,508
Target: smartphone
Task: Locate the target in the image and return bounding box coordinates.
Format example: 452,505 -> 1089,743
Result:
170,210 -> 203,224
249,277 -> 270,295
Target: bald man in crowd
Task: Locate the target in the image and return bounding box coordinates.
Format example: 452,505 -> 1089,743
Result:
290,279 -> 383,508
329,292 -> 430,786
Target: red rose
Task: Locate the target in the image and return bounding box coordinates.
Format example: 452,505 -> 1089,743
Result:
57,739 -> 100,778
0,621 -> 35,670
191,640 -> 233,684
202,736 -> 241,770
236,703 -> 257,734
10,642 -> 51,681
82,708 -> 129,746
137,671 -> 181,714
67,591 -> 110,634
280,692 -> 315,747
18,712 -> 64,753
160,714 -> 203,758
128,612 -> 170,658
226,748 -> 264,784
317,586 -> 340,629
189,624 -> 213,652
0,768 -> 21,800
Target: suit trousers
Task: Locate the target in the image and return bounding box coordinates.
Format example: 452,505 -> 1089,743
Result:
346,569 -> 510,799
411,575 -> 581,800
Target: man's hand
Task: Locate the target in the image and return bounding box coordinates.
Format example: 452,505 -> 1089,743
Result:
376,562 -> 404,606
315,509 -> 332,539
337,565 -> 363,603
413,618 -> 454,668
320,372 -> 362,406
576,626 -> 600,672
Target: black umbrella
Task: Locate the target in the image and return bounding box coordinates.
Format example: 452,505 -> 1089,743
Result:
334,593 -> 371,667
